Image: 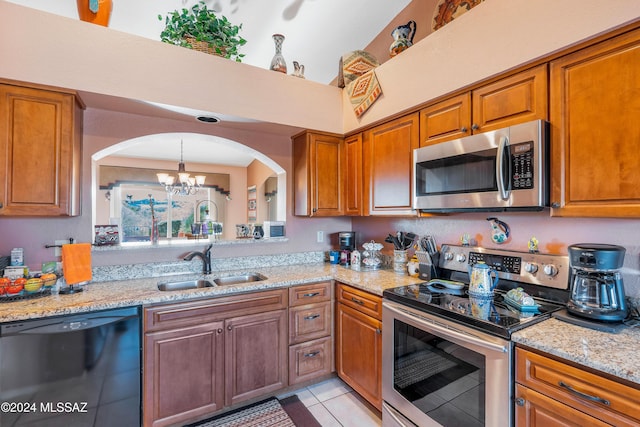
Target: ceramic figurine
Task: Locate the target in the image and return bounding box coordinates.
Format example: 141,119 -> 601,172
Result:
487,217 -> 510,244
528,237 -> 539,253
291,61 -> 305,78
389,20 -> 416,57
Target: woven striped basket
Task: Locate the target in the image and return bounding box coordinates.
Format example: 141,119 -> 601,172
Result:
184,37 -> 226,57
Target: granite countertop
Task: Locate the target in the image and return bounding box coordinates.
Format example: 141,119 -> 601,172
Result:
0,263 -> 422,323
512,317 -> 640,385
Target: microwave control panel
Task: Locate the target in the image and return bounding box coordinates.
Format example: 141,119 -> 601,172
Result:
510,141 -> 534,190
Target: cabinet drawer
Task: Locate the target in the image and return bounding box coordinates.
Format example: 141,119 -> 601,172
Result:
288,336 -> 333,386
144,289 -> 287,332
289,301 -> 331,344
289,281 -> 332,306
516,348 -> 640,427
336,283 -> 382,320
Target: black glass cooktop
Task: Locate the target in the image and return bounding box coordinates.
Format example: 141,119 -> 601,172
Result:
383,282 -> 564,339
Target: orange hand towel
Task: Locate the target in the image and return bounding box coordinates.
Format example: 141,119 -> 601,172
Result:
62,243 -> 93,285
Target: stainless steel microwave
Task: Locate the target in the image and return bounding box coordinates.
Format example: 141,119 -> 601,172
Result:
413,120 -> 549,212
263,221 -> 285,239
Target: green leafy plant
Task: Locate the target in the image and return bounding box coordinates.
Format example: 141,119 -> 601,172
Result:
158,1 -> 246,62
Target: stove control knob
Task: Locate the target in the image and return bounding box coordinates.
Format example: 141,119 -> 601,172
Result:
524,262 -> 538,274
543,264 -> 558,277
456,253 -> 467,263
444,252 -> 454,261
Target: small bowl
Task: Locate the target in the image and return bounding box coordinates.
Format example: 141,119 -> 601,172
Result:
40,273 -> 58,287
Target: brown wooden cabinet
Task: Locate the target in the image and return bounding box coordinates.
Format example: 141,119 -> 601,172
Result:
0,81 -> 83,216
363,112 -> 419,216
293,131 -> 344,216
335,282 -> 382,410
288,281 -> 333,385
515,347 -> 640,427
420,65 -> 548,146
343,133 -> 363,216
143,289 -> 288,427
550,28 -> 640,217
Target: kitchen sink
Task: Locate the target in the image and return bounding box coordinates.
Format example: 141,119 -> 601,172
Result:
213,273 -> 266,286
157,279 -> 214,291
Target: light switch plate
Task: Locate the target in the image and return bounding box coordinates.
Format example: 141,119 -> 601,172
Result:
54,240 -> 69,257
317,231 -> 324,243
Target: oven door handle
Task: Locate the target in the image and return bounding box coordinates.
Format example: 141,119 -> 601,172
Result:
382,401 -> 417,427
385,303 -> 508,353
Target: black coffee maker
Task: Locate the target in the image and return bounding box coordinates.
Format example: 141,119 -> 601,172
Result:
567,244 -> 628,322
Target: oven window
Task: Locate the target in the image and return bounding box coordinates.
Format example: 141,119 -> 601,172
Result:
416,149 -> 497,196
393,320 -> 486,426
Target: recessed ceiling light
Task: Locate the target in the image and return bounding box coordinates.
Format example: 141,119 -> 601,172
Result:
196,116 -> 220,123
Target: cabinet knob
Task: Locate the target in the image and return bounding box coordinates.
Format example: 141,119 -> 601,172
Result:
471,123 -> 480,131
376,328 -> 382,334
551,202 -> 561,208
460,126 -> 468,133
515,397 -> 525,406
0,201 -> 3,209
227,325 -> 233,331
217,328 -> 223,334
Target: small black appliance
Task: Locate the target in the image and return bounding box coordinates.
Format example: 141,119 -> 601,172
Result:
566,243 -> 628,322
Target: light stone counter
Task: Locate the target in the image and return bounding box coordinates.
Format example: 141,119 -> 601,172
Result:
0,263 -> 422,323
512,317 -> 640,386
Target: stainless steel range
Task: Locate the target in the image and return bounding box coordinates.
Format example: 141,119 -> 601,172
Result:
382,245 -> 570,427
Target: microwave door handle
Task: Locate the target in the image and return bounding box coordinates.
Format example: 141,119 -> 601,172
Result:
496,136 -> 511,200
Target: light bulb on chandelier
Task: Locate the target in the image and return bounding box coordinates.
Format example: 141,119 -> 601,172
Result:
156,140 -> 206,196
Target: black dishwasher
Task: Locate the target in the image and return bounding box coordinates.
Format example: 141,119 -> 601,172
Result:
0,306 -> 141,426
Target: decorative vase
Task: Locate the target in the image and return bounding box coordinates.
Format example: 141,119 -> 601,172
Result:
389,20 -> 416,57
269,34 -> 287,73
76,0 -> 113,27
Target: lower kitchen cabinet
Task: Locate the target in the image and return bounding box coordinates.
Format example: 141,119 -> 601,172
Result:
143,289 -> 288,427
515,347 -> 640,427
288,281 -> 334,385
335,282 -> 382,410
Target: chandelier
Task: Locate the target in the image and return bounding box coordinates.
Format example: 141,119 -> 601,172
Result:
156,140 -> 205,196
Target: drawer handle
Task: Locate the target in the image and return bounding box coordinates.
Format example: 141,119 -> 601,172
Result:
304,314 -> 320,320
558,381 -> 610,406
304,351 -> 320,358
303,292 -> 320,298
351,297 -> 364,305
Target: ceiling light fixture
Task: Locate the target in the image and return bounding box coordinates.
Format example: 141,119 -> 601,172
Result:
156,140 -> 206,196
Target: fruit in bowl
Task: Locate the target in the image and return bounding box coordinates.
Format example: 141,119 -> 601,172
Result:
40,273 -> 58,287
7,278 -> 26,294
25,278 -> 44,293
0,277 -> 10,295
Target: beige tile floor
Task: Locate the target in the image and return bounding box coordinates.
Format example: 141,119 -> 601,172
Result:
279,377 -> 382,427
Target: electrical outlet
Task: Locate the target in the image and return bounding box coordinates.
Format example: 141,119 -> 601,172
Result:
317,231 -> 324,243
54,240 -> 68,257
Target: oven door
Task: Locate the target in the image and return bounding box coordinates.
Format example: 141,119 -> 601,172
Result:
382,300 -> 512,427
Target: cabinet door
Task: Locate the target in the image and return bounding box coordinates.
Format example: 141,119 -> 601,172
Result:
225,309 -> 287,406
550,29 -> 640,217
292,131 -> 344,216
335,302 -> 382,410
515,385 -> 610,427
419,93 -> 471,146
343,133 -> 363,215
363,113 -> 419,216
143,322 -> 225,427
472,64 -> 548,133
0,83 -> 82,216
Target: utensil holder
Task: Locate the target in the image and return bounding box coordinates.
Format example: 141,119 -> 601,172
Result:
393,250 -> 408,274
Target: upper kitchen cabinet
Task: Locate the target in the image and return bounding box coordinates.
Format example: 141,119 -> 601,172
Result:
0,81 -> 83,216
550,28 -> 640,217
293,131 -> 344,216
420,65 -> 548,146
343,133 -> 363,216
363,113 -> 419,216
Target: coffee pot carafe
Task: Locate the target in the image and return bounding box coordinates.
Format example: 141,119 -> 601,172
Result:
567,244 -> 628,322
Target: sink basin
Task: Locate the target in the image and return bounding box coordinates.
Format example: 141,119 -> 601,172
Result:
157,279 -> 214,291
213,273 -> 266,286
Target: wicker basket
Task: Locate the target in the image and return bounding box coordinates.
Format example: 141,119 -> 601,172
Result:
184,37 -> 226,57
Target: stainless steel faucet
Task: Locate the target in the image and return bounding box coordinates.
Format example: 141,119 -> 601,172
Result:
183,244 -> 213,274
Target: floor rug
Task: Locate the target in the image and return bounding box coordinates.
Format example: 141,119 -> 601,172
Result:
185,395 -> 320,427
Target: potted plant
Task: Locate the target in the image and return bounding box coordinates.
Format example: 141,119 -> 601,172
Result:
158,1 -> 246,62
